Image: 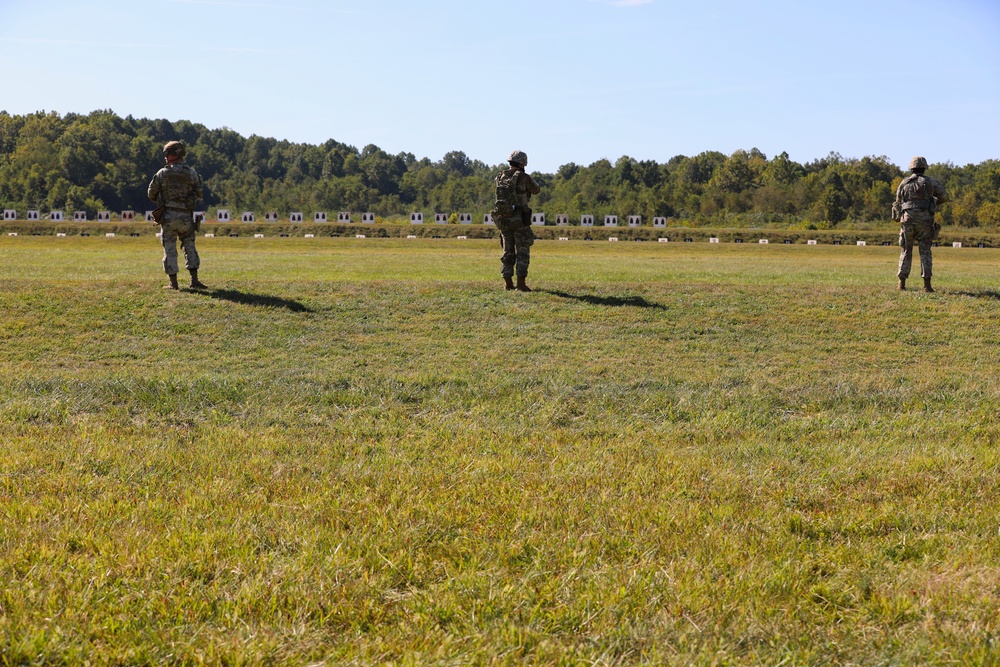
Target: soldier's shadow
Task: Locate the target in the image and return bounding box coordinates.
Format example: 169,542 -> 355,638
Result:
197,288 -> 314,313
951,290 -> 1000,300
540,289 -> 668,310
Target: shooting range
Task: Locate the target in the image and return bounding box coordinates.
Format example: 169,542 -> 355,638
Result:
628,215 -> 641,227
3,210 -> 15,220
314,212 -> 327,222
290,212 -> 303,223
580,215 -> 594,227
338,212 -> 351,223
121,211 -> 134,221
653,217 -> 667,228
50,211 -> 64,221
410,213 -> 424,224
73,211 -> 86,221
217,209 -> 231,222
434,214 -> 448,224
265,212 -> 279,222
556,215 -> 569,226
531,213 -> 546,226
604,215 -> 618,227
241,212 -> 255,223
459,213 -> 472,224
362,213 -> 376,223
27,211 -> 40,220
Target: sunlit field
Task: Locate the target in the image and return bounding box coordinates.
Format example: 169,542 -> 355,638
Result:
2,236 -> 1000,665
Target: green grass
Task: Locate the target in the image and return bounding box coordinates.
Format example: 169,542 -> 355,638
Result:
2,236 -> 1000,665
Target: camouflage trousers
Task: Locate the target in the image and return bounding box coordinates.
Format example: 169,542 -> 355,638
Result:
160,212 -> 200,276
499,222 -> 534,278
897,218 -> 934,280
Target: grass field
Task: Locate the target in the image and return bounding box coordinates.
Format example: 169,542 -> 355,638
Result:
2,236 -> 1000,665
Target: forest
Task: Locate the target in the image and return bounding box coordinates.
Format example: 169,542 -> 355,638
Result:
1,109 -> 998,228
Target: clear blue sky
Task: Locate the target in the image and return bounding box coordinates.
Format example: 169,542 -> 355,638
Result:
1,0 -> 998,173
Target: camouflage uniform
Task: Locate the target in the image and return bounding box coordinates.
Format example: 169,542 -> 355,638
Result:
148,154 -> 203,277
893,162 -> 947,281
495,168 -> 541,279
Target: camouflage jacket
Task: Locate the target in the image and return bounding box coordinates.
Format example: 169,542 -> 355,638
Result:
892,173 -> 947,223
495,168 -> 540,214
148,162 -> 203,211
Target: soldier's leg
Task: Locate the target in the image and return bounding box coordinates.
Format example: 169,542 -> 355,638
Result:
514,234 -> 532,277
897,224 -> 914,280
916,224 -> 933,279
161,224 -> 180,288
514,228 -> 534,292
179,226 -> 201,272
500,230 -> 516,278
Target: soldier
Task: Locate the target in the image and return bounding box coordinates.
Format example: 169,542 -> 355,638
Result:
148,141 -> 207,290
492,150 -> 541,292
893,156 -> 948,292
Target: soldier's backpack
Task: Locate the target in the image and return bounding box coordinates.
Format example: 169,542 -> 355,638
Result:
491,169 -> 521,223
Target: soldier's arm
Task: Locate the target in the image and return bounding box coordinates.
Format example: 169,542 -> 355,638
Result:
934,180 -> 949,205
192,170 -> 204,204
147,173 -> 161,202
524,173 -> 541,195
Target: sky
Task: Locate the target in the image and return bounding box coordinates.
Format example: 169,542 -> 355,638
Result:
1,0 -> 998,173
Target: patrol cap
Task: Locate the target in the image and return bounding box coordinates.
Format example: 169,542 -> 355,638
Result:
508,150 -> 528,167
909,156 -> 928,170
163,140 -> 186,158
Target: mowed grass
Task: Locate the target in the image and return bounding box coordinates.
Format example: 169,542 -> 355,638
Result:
2,236 -> 1000,665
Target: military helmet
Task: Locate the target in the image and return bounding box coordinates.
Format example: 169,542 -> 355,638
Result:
909,156 -> 928,170
163,140 -> 186,158
508,150 -> 528,167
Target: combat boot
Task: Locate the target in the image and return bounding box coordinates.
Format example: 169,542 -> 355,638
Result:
189,269 -> 208,290
504,276 -> 515,291
516,276 -> 531,292
923,278 -> 934,293
898,278 -> 906,290
164,274 -> 179,290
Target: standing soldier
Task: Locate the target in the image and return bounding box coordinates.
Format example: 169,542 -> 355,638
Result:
148,141 -> 207,290
492,150 -> 541,292
893,156 -> 948,292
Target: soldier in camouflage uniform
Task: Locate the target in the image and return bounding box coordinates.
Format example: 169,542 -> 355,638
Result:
893,156 -> 948,292
494,150 -> 541,292
147,141 -> 207,290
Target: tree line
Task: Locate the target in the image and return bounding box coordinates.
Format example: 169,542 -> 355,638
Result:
1,109 -> 998,228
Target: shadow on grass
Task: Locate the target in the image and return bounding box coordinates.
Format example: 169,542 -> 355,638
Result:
197,288 -> 314,312
540,289 -> 668,310
951,290 -> 1000,300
